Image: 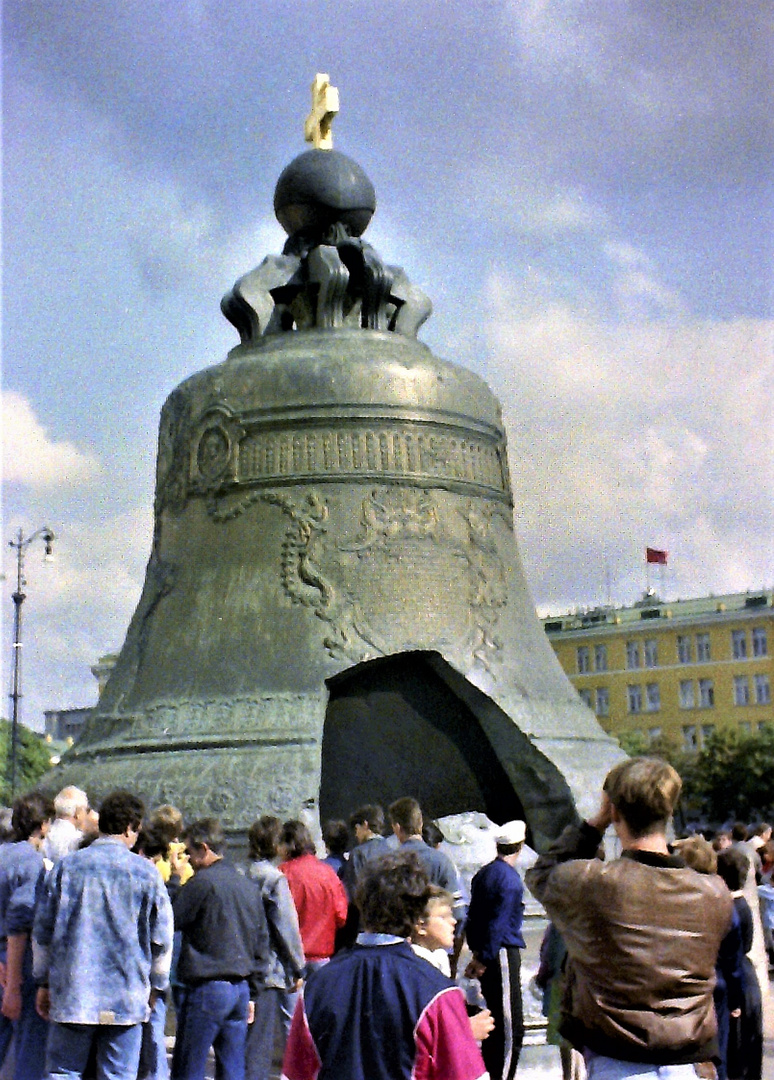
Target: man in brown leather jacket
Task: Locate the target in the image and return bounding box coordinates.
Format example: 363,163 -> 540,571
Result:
526,757 -> 733,1078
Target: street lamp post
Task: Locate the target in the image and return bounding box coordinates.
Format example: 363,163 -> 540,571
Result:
8,526 -> 55,800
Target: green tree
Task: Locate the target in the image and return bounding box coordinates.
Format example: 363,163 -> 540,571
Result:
0,720 -> 54,805
617,730 -> 686,767
617,731 -> 650,757
691,726 -> 774,824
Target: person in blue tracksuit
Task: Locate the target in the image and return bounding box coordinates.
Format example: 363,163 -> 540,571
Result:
465,820 -> 526,1080
282,851 -> 487,1080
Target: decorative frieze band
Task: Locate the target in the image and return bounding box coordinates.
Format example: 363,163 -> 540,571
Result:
228,423 -> 507,496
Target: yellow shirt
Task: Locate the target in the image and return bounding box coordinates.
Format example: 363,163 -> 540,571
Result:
156,841 -> 194,885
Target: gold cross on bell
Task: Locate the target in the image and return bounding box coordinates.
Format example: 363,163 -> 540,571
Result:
304,73 -> 339,150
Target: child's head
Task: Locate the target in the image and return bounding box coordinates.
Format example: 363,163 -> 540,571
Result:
410,885 -> 455,952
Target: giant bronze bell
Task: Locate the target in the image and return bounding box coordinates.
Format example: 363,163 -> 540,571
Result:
50,83 -> 622,849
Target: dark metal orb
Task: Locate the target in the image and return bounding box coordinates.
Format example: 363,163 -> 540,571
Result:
274,149 -> 376,238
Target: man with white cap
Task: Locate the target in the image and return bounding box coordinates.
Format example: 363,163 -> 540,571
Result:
465,819 -> 527,1080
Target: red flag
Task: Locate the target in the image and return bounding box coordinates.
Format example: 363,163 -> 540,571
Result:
646,547 -> 668,565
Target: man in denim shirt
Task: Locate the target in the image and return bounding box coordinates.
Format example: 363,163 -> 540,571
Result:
33,790 -> 174,1079
0,791 -> 54,1080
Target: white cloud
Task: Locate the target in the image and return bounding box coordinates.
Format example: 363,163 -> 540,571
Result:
1,392 -> 151,724
507,0 -> 609,82
2,392 -> 103,489
41,503 -> 152,666
124,174 -> 285,297
2,487 -> 152,724
454,155 -> 610,239
602,241 -> 684,317
483,271 -> 774,608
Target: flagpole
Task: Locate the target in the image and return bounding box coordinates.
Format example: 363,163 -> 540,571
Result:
645,548 -> 668,596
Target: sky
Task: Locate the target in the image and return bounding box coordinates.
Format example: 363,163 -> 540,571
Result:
3,0 -> 773,731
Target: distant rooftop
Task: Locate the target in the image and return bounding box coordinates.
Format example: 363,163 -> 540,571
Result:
543,588 -> 774,634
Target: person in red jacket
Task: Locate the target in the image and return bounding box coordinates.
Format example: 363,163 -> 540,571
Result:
279,820 -> 348,976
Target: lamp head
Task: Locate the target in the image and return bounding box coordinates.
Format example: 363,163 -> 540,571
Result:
43,529 -> 55,562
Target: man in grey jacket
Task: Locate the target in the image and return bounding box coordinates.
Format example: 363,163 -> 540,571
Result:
388,798 -> 459,897
526,757 -> 733,1079
244,816 -> 304,1080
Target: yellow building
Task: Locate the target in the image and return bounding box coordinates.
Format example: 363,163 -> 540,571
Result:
543,590 -> 773,750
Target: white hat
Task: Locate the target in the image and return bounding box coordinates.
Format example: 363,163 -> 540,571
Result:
494,820 -> 526,845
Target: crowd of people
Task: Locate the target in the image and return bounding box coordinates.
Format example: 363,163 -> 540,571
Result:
0,764 -> 769,1080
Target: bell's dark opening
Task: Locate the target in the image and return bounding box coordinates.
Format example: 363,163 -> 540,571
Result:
320,651 -> 525,825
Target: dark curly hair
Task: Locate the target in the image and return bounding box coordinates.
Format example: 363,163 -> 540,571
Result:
12,792 -> 54,842
355,851 -> 431,936
98,791 -> 144,836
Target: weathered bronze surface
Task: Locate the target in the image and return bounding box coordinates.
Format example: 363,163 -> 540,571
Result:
45,139 -> 622,851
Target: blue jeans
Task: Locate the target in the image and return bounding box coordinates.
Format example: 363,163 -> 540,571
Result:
45,1020 -> 143,1080
0,969 -> 48,1080
138,992 -> 168,1080
584,1052 -> 700,1080
171,980 -> 249,1080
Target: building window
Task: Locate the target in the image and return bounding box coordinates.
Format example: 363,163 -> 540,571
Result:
755,674 -> 771,705
732,629 -> 747,659
759,721 -> 771,733
683,725 -> 698,751
752,627 -> 768,657
594,644 -> 608,672
739,721 -> 752,734
701,724 -> 715,745
698,678 -> 714,708
576,646 -> 590,674
643,639 -> 658,668
626,641 -> 641,669
696,633 -> 711,662
648,726 -> 662,742
596,687 -> 610,717
645,683 -> 661,712
627,685 -> 643,713
578,688 -> 593,707
679,680 -> 695,709
677,635 -> 692,663
734,676 -> 751,706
